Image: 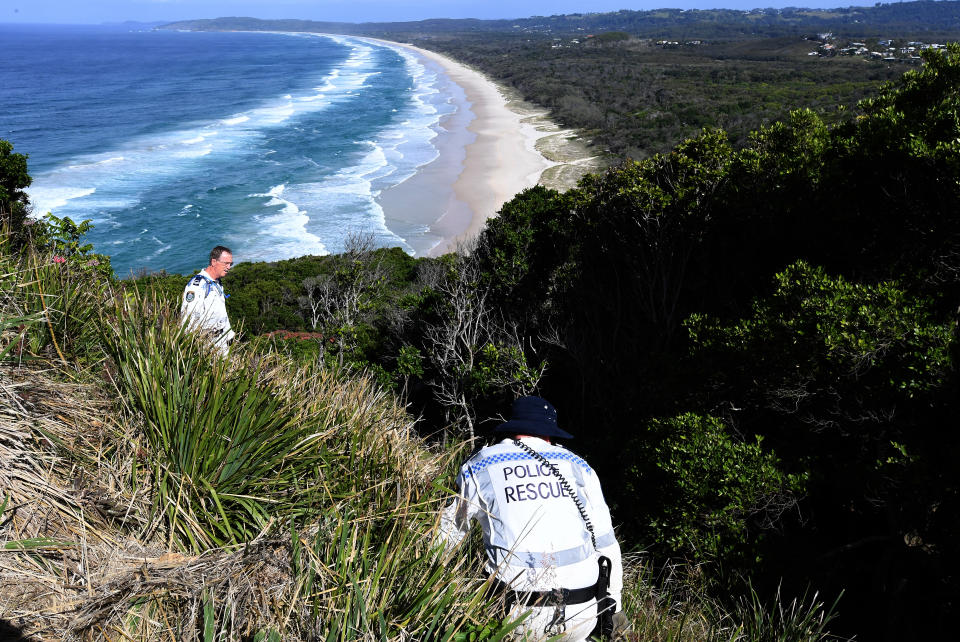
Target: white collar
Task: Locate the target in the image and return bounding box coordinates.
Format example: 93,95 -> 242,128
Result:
499,436 -> 551,446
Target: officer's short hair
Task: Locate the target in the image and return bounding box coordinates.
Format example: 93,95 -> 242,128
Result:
209,245 -> 232,264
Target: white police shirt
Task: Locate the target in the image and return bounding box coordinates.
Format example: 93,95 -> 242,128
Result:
181,268 -> 234,353
439,436 -> 623,609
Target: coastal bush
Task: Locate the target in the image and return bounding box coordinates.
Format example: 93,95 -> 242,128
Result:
0,215 -> 112,363
0,140 -> 32,251
415,35 -> 902,159
451,43 -> 960,639
625,413 -> 806,569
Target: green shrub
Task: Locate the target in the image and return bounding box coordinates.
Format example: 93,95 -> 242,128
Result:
627,413 -> 805,566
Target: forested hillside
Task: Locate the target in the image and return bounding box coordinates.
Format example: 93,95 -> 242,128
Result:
407,34 -> 905,158
164,2 -> 960,39
109,43 -> 960,640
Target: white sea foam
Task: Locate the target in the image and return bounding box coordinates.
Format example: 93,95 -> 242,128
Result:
29,186 -> 96,216
149,238 -> 172,258
241,36 -> 465,257
27,41 -> 381,224
174,147 -> 213,158
28,32 -> 465,270
248,183 -> 330,258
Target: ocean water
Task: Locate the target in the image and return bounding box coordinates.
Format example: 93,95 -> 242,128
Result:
0,24 -> 460,275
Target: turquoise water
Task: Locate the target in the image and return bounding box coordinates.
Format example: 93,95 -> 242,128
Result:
0,25 -> 457,275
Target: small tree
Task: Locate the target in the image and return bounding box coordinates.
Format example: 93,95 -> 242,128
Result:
296,231 -> 388,355
420,250 -> 546,440
0,139 -> 33,251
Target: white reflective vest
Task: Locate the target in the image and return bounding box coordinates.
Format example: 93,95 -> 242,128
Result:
181,268 -> 234,354
439,437 -> 623,609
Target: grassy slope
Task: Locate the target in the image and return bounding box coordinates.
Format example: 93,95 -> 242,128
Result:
0,241 -> 842,641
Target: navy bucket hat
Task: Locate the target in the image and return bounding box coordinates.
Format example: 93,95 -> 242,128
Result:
494,396 -> 573,439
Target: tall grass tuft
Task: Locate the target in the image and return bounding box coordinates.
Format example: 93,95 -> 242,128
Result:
88,282 -> 524,639
1,224 -> 108,363
728,583 -> 844,642
100,285 -> 345,550
619,558 -> 847,642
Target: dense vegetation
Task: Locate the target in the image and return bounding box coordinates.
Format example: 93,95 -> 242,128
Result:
4,17 -> 960,642
2,176 -> 845,640
164,2 -> 960,39
407,35 -> 906,158
73,42 -> 958,640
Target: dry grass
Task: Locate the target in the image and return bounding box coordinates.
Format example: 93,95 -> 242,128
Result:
0,353 -> 475,642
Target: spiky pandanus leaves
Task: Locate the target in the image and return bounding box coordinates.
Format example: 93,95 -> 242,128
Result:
100,286 -> 338,551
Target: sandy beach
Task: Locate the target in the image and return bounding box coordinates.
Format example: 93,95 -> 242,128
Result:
369,39 -> 603,256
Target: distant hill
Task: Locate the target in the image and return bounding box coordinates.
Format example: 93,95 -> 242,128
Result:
160,2 -> 960,39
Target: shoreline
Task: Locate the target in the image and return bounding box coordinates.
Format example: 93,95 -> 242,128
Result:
367,39 -> 605,256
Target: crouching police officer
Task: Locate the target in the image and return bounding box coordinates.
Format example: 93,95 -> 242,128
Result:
439,396 -> 627,641
181,245 -> 235,355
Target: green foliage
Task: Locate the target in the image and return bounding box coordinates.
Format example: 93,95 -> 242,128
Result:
250,332 -> 328,364
466,342 -> 542,397
459,39 -> 960,638
98,287 -> 338,551
288,504 -> 527,641
1,215 -> 112,362
32,213 -> 94,257
592,31 -> 631,43
0,139 -> 32,250
217,246 -> 419,335
729,583 -> 842,642
414,35 -> 902,159
628,413 -> 805,565
686,260 -> 952,419
475,185 -> 575,308
395,344 -> 424,379
684,261 -> 957,636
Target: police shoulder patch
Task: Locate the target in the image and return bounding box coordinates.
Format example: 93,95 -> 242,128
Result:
185,292 -> 195,302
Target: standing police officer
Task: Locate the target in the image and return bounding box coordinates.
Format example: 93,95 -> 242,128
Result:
181,245 -> 235,355
439,396 -> 625,641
